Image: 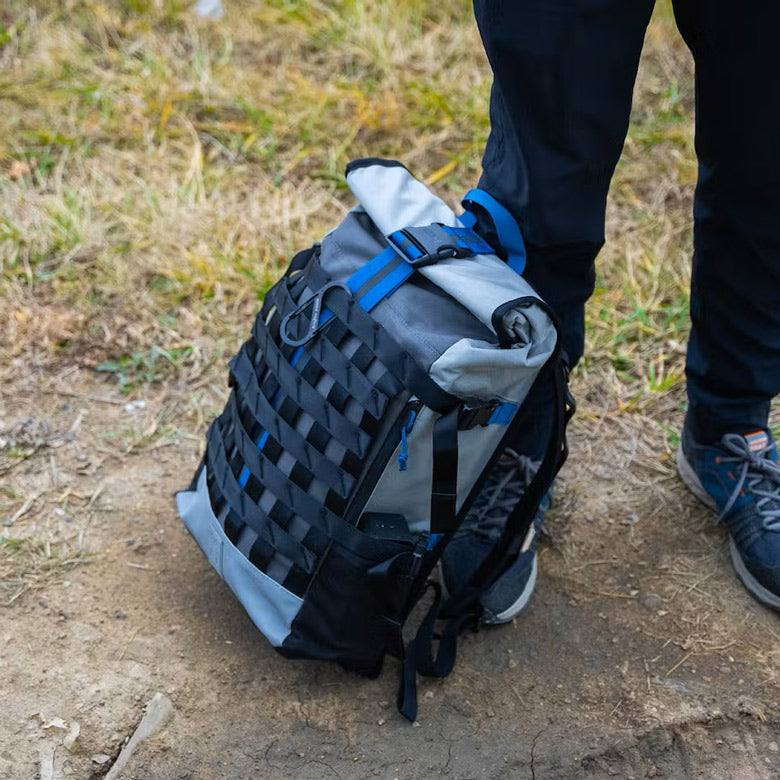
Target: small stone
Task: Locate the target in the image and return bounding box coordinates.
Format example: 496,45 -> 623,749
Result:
768,742 -> 778,752
91,754 -> 111,765
640,592 -> 662,611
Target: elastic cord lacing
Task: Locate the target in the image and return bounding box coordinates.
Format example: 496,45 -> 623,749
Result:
456,449 -> 541,544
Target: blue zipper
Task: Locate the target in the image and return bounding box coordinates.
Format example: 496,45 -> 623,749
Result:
397,403 -> 420,471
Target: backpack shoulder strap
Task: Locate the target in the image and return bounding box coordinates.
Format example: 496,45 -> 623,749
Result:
396,356 -> 574,721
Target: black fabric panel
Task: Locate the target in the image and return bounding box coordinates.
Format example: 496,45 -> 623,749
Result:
289,461 -> 314,491
325,380 -> 350,412
358,410 -> 381,438
298,358 -> 322,386
230,348 -> 354,498
350,344 -> 374,374
205,423 -> 315,574
276,396 -> 300,427
248,536 -> 275,571
341,450 -> 363,479
305,422 -> 330,453
280,541 -> 408,672
324,490 -> 347,517
269,501 -> 293,530
282,564 -> 310,596
250,315 -> 370,457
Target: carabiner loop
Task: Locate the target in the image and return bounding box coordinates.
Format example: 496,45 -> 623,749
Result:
279,281 -> 351,348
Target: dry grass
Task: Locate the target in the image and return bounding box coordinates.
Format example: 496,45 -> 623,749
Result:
2,1 -> 694,397
0,534 -> 90,605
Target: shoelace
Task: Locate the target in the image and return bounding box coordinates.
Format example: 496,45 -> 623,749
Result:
461,449 -> 540,543
720,433 -> 780,530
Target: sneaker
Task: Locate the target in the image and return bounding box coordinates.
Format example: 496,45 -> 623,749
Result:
677,424 -> 780,610
440,449 -> 552,625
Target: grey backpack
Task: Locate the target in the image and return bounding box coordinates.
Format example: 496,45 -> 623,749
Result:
176,159 -> 572,721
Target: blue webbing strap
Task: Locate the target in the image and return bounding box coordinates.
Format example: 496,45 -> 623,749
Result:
387,225 -> 494,264
461,188 -> 526,275
488,402 -> 517,425
459,211 -> 477,229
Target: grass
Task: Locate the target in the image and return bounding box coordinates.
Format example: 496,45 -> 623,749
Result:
0,534 -> 90,605
0,1 -> 695,406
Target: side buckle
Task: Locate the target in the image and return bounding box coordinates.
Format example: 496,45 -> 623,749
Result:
388,228 -> 472,268
458,403 -> 496,430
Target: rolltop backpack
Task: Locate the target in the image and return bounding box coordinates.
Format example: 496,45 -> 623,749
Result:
176,159 -> 574,721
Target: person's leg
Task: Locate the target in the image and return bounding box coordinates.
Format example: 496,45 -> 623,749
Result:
673,0 -> 780,609
673,0 -> 780,442
447,1 -> 655,624
474,0 -> 655,366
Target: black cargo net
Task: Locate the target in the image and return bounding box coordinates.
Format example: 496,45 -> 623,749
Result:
203,266 -> 405,597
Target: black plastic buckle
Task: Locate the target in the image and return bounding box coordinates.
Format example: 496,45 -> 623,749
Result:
279,281 -> 350,348
458,403 -> 496,430
388,228 -> 470,268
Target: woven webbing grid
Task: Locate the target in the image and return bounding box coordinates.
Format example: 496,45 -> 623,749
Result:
203,271 -> 404,596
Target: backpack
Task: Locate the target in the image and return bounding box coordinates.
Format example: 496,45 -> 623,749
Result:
176,158 -> 573,721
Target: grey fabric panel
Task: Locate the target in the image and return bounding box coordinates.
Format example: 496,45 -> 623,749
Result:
361,407 -> 511,533
430,323 -> 556,404
346,164 -> 457,233
176,469 -> 302,647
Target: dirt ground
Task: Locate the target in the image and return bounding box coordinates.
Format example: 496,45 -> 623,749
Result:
2,1 -> 778,777
2,365 -> 778,780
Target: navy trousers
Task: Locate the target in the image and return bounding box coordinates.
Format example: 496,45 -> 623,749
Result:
474,1 -> 780,442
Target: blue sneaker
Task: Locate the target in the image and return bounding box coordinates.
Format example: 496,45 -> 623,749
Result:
677,424 -> 780,610
440,449 -> 552,624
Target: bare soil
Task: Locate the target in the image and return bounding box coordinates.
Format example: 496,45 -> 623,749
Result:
2,367 -> 778,779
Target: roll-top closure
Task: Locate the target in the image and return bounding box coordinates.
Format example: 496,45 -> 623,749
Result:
345,160 -> 547,342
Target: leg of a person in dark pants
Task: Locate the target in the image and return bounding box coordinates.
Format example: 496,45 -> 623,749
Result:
673,0 -> 780,442
473,0 -> 654,446
473,0 -> 654,368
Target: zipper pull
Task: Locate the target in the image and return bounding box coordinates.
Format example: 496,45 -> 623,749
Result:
397,404 -> 420,472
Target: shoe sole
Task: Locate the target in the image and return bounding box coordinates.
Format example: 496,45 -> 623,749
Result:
677,444 -> 780,611
483,554 -> 538,625
437,553 -> 538,626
